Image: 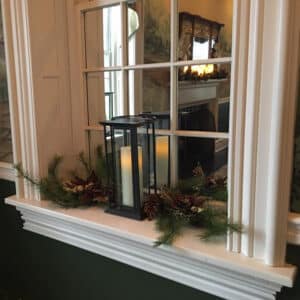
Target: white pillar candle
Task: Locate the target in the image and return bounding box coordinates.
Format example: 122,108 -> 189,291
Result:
155,136 -> 169,188
120,146 -> 143,207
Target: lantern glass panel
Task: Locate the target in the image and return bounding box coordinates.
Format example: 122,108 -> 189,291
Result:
112,128 -> 135,208
136,126 -> 153,194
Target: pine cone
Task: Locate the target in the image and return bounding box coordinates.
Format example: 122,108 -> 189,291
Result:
192,195 -> 210,207
174,194 -> 193,210
193,165 -> 205,177
143,194 -> 161,220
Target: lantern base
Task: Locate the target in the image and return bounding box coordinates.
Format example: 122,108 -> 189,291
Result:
105,207 -> 145,221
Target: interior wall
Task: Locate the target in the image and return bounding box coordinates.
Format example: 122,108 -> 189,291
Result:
27,0 -> 75,177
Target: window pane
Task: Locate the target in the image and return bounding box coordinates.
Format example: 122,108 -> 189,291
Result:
86,71 -> 122,125
178,0 -> 233,61
84,6 -> 122,68
177,63 -> 231,132
0,3 -> 12,163
155,135 -> 170,188
129,68 -> 170,129
127,0 -> 170,65
178,137 -> 228,182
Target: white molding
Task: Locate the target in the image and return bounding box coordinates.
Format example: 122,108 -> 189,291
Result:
288,213 -> 300,245
7,0 -> 40,200
227,0 -> 250,253
241,0 -> 264,258
264,0 -> 297,266
6,196 -> 296,300
228,0 -> 300,265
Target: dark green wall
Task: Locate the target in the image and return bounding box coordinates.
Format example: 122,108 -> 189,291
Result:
0,179 -> 299,300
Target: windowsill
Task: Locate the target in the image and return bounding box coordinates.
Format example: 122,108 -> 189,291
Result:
5,195 -> 296,300
0,162 -> 15,181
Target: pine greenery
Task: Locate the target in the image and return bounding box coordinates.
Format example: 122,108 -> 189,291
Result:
154,213 -> 189,246
15,146 -> 109,208
146,167 -> 242,246
16,150 -> 240,246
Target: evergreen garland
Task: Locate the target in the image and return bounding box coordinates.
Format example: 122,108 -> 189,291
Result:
16,151 -> 240,246
144,167 -> 241,246
15,146 -> 111,208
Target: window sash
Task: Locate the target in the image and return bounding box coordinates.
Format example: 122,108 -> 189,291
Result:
79,0 -> 232,187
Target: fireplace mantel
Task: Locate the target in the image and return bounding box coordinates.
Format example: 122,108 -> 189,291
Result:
178,79 -> 229,131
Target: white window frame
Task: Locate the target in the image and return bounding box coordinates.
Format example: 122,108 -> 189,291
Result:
74,0 -> 299,266
2,0 -> 300,299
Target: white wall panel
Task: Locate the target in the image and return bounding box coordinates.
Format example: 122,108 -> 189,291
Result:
27,0 -> 74,177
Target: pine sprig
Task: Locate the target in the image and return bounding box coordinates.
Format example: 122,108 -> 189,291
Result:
39,177 -> 80,207
78,152 -> 92,175
154,213 -> 189,247
15,159 -> 81,207
199,207 -> 242,240
144,171 -> 241,246
95,145 -> 108,184
14,163 -> 39,186
15,148 -> 110,208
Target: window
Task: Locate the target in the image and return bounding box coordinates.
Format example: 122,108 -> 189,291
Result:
80,0 -> 233,187
0,2 -> 12,164
2,0 -> 298,296
192,39 -> 211,60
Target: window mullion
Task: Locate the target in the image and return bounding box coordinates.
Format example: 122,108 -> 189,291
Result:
81,57 -> 232,73
170,0 -> 178,186
79,11 -> 91,155
121,1 -> 128,115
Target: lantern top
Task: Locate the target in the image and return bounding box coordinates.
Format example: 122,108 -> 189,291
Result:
100,115 -> 155,128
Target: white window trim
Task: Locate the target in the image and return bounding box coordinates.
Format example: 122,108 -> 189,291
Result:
1,0 -> 39,198
2,0 -> 300,299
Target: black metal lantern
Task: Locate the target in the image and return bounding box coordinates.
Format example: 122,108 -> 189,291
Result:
100,116 -> 157,220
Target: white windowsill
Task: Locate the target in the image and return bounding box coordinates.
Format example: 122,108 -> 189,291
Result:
5,195 -> 296,300
0,162 -> 15,181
